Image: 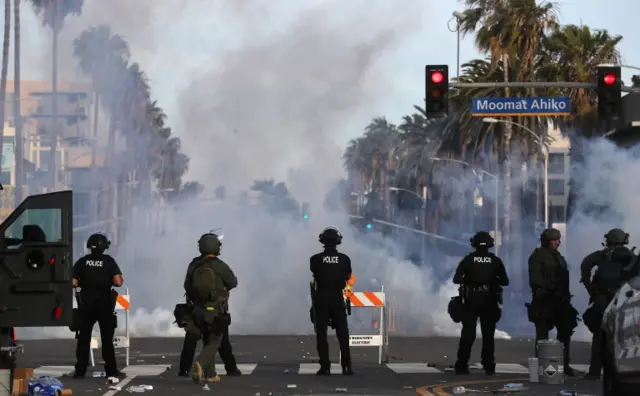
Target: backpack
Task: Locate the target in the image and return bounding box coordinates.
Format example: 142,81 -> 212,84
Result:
186,257 -> 220,303
593,250 -> 626,292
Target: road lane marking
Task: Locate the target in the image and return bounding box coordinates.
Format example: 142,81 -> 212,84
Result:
102,375 -> 136,396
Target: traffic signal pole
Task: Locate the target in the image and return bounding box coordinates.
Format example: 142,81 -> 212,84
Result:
451,81 -> 638,92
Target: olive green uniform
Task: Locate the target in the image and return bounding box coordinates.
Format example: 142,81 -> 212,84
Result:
580,228 -> 632,378
185,255 -> 238,379
527,228 -> 578,375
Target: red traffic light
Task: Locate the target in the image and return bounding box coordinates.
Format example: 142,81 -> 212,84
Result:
603,73 -> 616,85
431,71 -> 444,84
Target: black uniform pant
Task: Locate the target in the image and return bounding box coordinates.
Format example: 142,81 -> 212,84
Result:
75,306 -> 117,375
534,306 -> 575,369
179,322 -> 237,373
314,292 -> 351,368
455,303 -> 499,370
587,294 -> 612,375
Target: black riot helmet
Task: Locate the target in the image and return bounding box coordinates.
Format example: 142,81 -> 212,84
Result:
603,228 -> 629,247
87,233 -> 111,252
319,226 -> 342,246
540,228 -> 561,246
198,233 -> 223,255
470,231 -> 494,249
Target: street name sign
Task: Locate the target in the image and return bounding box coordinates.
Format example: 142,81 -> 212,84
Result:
471,97 -> 570,117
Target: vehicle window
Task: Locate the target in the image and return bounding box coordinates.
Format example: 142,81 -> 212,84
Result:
4,208 -> 62,249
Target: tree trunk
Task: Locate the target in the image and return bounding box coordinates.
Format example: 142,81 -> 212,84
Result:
13,0 -> 21,203
49,25 -> 59,190
90,93 -> 99,223
0,0 -> 11,184
501,54 -> 512,258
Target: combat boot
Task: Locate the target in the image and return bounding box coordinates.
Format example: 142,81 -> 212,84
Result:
191,362 -> 203,384
202,375 -> 221,383
316,366 -> 331,375
226,368 -> 242,376
454,362 -> 470,375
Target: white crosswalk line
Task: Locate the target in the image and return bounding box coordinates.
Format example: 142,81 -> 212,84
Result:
217,363 -> 257,375
34,366 -> 74,377
386,363 -> 443,373
470,363 -> 529,374
122,364 -> 171,376
33,362 -> 590,377
298,363 -> 342,374
569,364 -> 591,373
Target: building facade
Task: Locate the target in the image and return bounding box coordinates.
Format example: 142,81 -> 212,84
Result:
0,80 -> 97,220
546,126 -> 570,224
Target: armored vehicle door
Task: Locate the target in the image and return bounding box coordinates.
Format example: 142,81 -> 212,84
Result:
0,191 -> 73,327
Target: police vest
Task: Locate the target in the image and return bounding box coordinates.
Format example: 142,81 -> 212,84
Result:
593,253 -> 625,292
322,256 -> 339,264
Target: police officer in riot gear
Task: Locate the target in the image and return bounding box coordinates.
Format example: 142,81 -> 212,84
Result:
310,226 -> 353,376
527,228 -> 577,377
71,233 -> 124,379
178,242 -> 241,378
183,232 -> 238,384
452,231 -> 509,375
581,229 -> 636,380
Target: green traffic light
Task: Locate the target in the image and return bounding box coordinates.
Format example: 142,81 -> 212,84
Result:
303,214 -> 309,219
366,223 -> 372,229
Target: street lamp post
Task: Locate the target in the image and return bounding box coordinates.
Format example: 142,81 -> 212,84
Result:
449,11 -> 465,80
483,117 -> 549,227
429,157 -> 500,256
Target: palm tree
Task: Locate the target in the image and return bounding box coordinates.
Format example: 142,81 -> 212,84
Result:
459,0 -> 559,250
30,0 -> 84,188
0,0 -> 10,177
537,25 -> 622,220
13,0 -> 23,203
73,25 -> 130,160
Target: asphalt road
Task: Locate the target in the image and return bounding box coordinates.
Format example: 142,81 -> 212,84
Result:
16,336 -> 602,395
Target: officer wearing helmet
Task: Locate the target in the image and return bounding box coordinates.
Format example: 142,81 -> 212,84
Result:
527,228 -> 577,376
310,226 -> 354,376
451,231 -> 509,375
71,233 -> 124,379
183,232 -> 237,385
178,234 -> 241,378
580,229 -> 636,379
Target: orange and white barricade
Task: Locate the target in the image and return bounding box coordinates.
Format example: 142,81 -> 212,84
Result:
343,286 -> 388,364
89,288 -> 131,367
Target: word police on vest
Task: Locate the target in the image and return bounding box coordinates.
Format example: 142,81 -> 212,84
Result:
323,256 -> 339,264
474,257 -> 492,263
86,260 -> 104,267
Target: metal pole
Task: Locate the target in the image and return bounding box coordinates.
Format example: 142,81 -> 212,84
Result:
421,186 -> 427,265
494,177 -> 499,256
453,82 -> 595,89
456,28 -> 460,80
543,147 -> 549,227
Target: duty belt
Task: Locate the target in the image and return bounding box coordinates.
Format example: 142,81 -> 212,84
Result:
470,285 -> 490,292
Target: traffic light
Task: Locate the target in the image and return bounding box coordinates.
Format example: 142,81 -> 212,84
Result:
597,65 -> 622,120
366,223 -> 372,229
425,65 -> 449,118
301,202 -> 310,219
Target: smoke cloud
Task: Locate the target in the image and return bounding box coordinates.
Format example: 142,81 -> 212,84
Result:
21,1 -> 636,344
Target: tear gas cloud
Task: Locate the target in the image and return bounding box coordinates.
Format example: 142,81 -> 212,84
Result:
20,0 -> 492,340
18,1 -> 634,342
